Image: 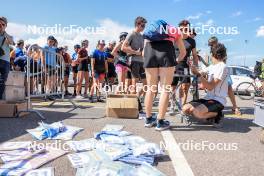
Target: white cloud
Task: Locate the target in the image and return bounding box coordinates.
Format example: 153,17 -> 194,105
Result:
195,19 -> 214,27
256,26 -> 264,37
205,19 -> 214,26
253,17 -> 262,21
221,38 -> 234,43
187,13 -> 203,20
5,19 -> 133,54
231,11 -> 242,17
246,17 -> 262,23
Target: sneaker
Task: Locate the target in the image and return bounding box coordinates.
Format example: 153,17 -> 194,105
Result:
83,94 -> 89,98
144,115 -> 157,128
75,95 -> 83,99
97,96 -> 104,102
213,112 -> 224,128
155,119 -> 170,131
89,96 -> 95,103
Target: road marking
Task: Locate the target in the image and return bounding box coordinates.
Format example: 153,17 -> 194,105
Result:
161,130 -> 194,176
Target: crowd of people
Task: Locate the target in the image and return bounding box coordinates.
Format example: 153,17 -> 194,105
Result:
1,15 -> 253,131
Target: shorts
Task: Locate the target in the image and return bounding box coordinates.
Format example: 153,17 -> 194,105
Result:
94,72 -> 105,80
130,61 -> 146,79
46,65 -> 56,76
189,99 -> 224,113
172,62 -> 191,86
78,61 -> 89,72
126,71 -> 132,79
64,66 -> 70,77
72,65 -> 79,74
116,64 -> 129,73
30,61 -> 40,74
108,63 -> 117,78
143,40 -> 176,68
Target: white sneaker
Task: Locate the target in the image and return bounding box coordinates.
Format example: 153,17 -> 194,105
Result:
75,95 -> 83,99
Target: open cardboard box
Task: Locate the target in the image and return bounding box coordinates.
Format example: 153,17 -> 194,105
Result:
106,94 -> 139,119
0,100 -> 29,118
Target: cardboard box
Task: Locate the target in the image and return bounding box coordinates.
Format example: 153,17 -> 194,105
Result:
106,94 -> 138,119
4,85 -> 25,102
0,101 -> 28,118
5,71 -> 25,86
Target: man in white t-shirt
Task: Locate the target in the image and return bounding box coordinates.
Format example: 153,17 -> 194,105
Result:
182,43 -> 228,127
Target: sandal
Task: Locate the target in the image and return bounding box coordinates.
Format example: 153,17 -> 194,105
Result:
232,107 -> 242,116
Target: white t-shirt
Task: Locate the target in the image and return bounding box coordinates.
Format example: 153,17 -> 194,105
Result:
203,62 -> 228,105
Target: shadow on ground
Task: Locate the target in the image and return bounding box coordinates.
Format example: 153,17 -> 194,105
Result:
0,110 -> 77,143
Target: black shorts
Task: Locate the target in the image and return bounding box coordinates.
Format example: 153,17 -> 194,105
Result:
172,62 -> 191,86
189,99 -> 224,113
30,62 -> 40,74
126,71 -> 132,79
78,62 -> 89,72
72,65 -> 79,73
130,61 -> 146,79
64,66 -> 70,77
108,63 -> 116,78
46,65 -> 56,76
143,40 -> 176,68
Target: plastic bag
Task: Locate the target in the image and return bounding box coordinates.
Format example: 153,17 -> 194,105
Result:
132,143 -> 164,157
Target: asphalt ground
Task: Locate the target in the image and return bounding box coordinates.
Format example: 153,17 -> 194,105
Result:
0,91 -> 263,176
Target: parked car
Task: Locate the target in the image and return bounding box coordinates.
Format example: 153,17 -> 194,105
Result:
227,65 -> 254,92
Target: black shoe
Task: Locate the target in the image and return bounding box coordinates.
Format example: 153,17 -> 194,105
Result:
89,96 -> 95,103
213,111 -> 224,128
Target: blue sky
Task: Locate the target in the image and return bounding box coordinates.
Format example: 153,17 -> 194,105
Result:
2,0 -> 264,66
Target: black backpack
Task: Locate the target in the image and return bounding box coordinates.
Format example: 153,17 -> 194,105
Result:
254,61 -> 262,76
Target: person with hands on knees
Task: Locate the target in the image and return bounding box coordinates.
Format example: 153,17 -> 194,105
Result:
182,43 -> 229,128
90,40 -> 108,103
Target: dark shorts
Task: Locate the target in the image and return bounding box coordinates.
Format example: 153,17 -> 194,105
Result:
78,63 -> 89,72
130,61 -> 146,79
30,61 -> 40,74
108,63 -> 116,78
64,66 -> 70,77
143,40 -> 176,68
72,65 -> 79,74
126,71 -> 132,79
46,65 -> 56,76
172,62 -> 191,86
189,99 -> 224,113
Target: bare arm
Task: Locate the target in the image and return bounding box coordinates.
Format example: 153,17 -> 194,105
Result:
121,39 -> 141,56
105,60 -> 108,73
111,42 -> 122,57
192,48 -> 199,66
191,65 -> 221,91
175,36 -> 186,62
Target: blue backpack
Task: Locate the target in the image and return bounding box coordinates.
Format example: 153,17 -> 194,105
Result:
143,20 -> 170,41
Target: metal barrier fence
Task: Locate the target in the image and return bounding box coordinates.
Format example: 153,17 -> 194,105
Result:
18,44 -> 76,120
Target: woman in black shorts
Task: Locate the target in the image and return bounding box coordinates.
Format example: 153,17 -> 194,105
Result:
76,40 -> 89,98
143,22 -> 186,131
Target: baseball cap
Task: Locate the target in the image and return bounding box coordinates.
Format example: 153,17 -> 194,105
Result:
0,17 -> 7,25
109,40 -> 116,45
98,40 -> 106,45
17,39 -> 24,45
47,35 -> 55,41
74,44 -> 81,49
